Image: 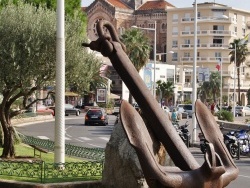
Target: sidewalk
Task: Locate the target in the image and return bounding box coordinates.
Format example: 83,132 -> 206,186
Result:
12,114 -> 54,126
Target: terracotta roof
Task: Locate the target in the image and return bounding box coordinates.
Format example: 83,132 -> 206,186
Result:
138,0 -> 175,10
106,0 -> 132,9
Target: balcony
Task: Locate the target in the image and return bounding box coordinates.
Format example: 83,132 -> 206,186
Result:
180,56 -> 230,63
181,16 -> 232,23
180,30 -> 236,37
180,43 -> 229,49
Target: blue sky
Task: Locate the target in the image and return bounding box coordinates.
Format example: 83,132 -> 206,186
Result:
81,0 -> 250,11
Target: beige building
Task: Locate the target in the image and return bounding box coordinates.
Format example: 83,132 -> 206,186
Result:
166,2 -> 250,105
83,0 -> 250,105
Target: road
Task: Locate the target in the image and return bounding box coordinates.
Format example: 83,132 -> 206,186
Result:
15,114 -> 250,187
15,113 -> 118,148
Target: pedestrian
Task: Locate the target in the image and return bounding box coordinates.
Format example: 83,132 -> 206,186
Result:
171,108 -> 178,122
210,102 -> 215,115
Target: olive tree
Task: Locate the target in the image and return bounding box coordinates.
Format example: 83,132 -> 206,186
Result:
0,1 -> 98,158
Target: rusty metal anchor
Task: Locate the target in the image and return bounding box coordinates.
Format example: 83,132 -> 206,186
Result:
82,20 -> 238,188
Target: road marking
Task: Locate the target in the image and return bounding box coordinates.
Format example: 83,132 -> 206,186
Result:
65,137 -> 71,140
65,126 -> 72,131
79,137 -> 92,141
239,174 -> 250,179
75,138 -> 84,142
99,137 -> 110,141
88,143 -> 102,148
37,136 -> 50,140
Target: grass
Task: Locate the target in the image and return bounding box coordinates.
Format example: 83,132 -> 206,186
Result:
0,144 -> 102,183
0,143 -> 83,162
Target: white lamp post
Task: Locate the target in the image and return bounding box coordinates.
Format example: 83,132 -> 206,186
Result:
233,44 -> 236,117
55,0 -> 65,164
192,0 -> 198,143
220,57 -> 223,111
132,21 -> 157,98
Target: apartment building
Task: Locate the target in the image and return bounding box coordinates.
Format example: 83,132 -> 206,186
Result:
83,1 -> 250,105
166,2 -> 250,105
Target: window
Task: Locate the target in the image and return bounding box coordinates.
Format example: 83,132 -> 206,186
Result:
173,14 -> 178,22
167,69 -> 174,82
234,26 -> 237,34
242,16 -> 245,23
172,40 -> 178,48
213,25 -> 224,30
172,27 -> 178,35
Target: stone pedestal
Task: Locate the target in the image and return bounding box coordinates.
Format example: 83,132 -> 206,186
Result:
102,123 -> 174,188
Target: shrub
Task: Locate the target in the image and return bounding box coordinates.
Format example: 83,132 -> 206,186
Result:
216,110 -> 234,122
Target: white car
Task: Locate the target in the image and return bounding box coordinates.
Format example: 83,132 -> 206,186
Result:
235,106 -> 250,116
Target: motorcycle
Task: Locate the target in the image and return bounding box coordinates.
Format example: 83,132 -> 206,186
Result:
175,121 -> 191,147
224,129 -> 250,158
223,131 -> 239,158
198,132 -> 208,154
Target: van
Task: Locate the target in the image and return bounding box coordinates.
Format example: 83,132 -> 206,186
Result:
183,104 -> 193,117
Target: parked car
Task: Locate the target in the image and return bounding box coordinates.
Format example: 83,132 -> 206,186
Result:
85,108 -> 108,126
176,106 -> 188,119
36,104 -> 55,116
113,103 -> 120,115
235,106 -> 250,116
183,104 -> 193,117
65,104 -> 81,116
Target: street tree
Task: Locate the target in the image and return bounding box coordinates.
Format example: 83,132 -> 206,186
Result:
198,81 -> 211,102
229,39 -> 248,105
121,28 -> 151,103
209,71 -> 221,103
0,1 -> 100,158
156,80 -> 175,106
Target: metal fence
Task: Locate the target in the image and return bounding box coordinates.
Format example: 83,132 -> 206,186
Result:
19,134 -> 105,161
0,160 -> 103,183
0,134 -> 105,183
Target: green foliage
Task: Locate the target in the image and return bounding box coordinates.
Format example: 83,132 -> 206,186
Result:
229,39 -> 249,105
184,100 -> 192,104
216,110 -> 234,122
156,80 -> 175,104
121,28 -> 151,71
0,1 -> 100,157
199,72 -> 221,102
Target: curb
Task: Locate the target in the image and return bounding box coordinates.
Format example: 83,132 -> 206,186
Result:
12,115 -> 54,127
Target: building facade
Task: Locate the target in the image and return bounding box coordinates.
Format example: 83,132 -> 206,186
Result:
83,0 -> 250,106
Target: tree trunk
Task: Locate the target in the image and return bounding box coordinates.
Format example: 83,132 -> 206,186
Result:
1,126 -> 15,158
237,68 -> 241,105
0,112 -> 15,158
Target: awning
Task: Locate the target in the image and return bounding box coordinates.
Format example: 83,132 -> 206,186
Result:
109,93 -> 120,99
65,91 -> 79,97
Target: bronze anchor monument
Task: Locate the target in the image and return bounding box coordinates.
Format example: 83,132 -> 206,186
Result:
83,20 -> 238,188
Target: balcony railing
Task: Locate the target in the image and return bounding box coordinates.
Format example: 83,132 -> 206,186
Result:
181,16 -> 232,23
180,43 -> 229,49
181,30 -> 236,36
180,56 -> 230,63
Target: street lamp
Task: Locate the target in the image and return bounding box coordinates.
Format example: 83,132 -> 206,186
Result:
192,0 -> 198,143
192,2 -> 228,143
132,21 -> 157,98
233,44 -> 236,117
55,0 -> 65,165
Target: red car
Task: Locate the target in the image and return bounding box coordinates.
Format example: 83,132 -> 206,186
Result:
36,104 -> 55,116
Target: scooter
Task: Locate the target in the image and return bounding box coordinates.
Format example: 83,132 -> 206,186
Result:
176,121 -> 191,147
198,132 -> 208,154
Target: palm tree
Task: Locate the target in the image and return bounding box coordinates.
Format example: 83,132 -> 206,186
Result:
209,71 -> 221,103
121,28 -> 151,103
198,81 -> 211,102
229,39 -> 248,105
156,80 -> 175,106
